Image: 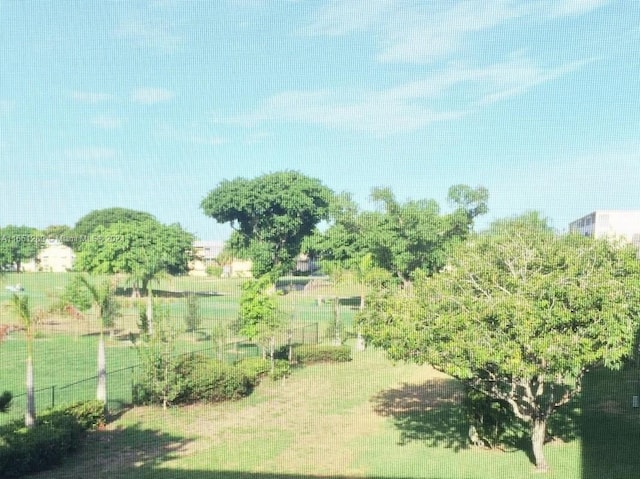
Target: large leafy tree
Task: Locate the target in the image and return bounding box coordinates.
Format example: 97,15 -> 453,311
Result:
358,213 -> 640,472
311,185 -> 488,286
0,225 -> 44,272
70,207 -> 157,250
201,171 -> 334,278
75,220 -> 194,328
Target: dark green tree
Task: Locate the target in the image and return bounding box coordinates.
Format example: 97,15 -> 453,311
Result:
358,213 -> 640,472
201,171 -> 333,278
0,225 -> 44,272
70,207 -> 157,250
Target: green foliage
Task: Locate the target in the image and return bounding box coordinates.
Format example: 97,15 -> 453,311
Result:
133,353 -> 254,406
358,212 -> 640,469
462,386 -> 518,448
78,276 -> 120,330
74,220 -> 194,285
0,225 -> 44,272
201,171 -> 334,277
59,400 -> 106,430
313,185 -> 488,285
235,357 -> 290,381
0,408 -> 86,478
183,294 -> 202,332
132,306 -> 182,408
205,264 -> 223,277
292,344 -> 352,363
236,277 -> 282,342
70,207 -> 156,250
59,274 -> 94,312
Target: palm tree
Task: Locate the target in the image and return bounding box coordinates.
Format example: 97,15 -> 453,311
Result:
10,294 -> 39,428
129,256 -> 166,337
78,276 -> 120,408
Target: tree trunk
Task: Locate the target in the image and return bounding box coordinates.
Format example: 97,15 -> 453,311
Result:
25,354 -> 35,428
96,332 -> 107,406
531,417 -> 549,472
146,287 -> 154,336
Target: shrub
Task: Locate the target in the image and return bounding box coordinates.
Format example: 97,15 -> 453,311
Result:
183,294 -> 202,332
236,357 -> 271,382
292,344 -> 352,364
61,400 -> 106,430
133,353 -> 254,406
0,405 -> 91,478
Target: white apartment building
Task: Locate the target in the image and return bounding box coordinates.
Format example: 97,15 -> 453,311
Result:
22,239 -> 75,272
568,210 -> 640,247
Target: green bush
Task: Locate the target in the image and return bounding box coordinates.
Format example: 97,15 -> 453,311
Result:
0,407 -> 87,478
292,344 -> 352,364
236,357 -> 271,382
61,400 -> 106,430
133,353 -> 254,406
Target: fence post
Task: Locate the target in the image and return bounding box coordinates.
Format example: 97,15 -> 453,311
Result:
51,385 -> 55,409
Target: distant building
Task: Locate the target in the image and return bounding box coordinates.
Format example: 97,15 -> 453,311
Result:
189,240 -> 225,276
22,239 -> 75,272
569,210 -> 640,248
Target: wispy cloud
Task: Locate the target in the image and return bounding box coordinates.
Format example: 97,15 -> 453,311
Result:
131,88 -> 175,104
303,1 -> 609,64
71,91 -> 117,104
113,11 -> 183,52
550,0 -> 610,17
227,56 -> 592,136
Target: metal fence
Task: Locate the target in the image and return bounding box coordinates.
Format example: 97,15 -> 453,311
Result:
3,322 -> 319,423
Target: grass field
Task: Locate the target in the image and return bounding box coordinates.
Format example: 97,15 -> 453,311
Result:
2,272 -> 640,478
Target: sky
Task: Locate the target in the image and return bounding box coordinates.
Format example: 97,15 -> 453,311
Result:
1,0 -> 639,240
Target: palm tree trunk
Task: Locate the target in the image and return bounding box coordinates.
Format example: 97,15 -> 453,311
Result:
25,353 -> 35,428
96,331 -> 107,405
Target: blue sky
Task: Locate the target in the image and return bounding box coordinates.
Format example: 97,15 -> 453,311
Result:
1,0 -> 639,240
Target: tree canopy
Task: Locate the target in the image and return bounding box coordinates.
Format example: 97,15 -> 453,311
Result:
309,184 -> 488,285
201,171 -> 333,278
357,213 -> 640,471
70,207 -> 157,250
74,219 -> 194,286
0,225 -> 44,272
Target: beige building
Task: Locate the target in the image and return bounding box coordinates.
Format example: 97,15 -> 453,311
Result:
23,239 -> 75,272
569,210 -> 640,247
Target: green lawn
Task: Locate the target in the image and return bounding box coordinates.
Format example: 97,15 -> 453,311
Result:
21,346 -> 632,479
3,272 -> 640,478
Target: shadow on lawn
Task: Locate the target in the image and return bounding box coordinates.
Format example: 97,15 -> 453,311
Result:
35,422 -> 466,479
579,366 -> 640,479
370,378 -> 582,463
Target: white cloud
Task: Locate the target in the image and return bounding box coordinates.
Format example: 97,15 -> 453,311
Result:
113,14 -> 183,52
131,88 -> 175,104
71,91 -> 117,103
228,55 -> 591,136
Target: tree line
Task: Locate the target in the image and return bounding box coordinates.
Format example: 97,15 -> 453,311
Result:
3,170 -> 640,473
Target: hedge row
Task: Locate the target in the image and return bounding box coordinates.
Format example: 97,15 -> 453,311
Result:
292,344 -> 352,363
0,400 -> 106,478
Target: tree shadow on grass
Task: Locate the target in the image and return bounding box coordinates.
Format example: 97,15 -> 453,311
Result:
579,366 -> 640,479
371,378 -> 470,451
371,378 -> 582,465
